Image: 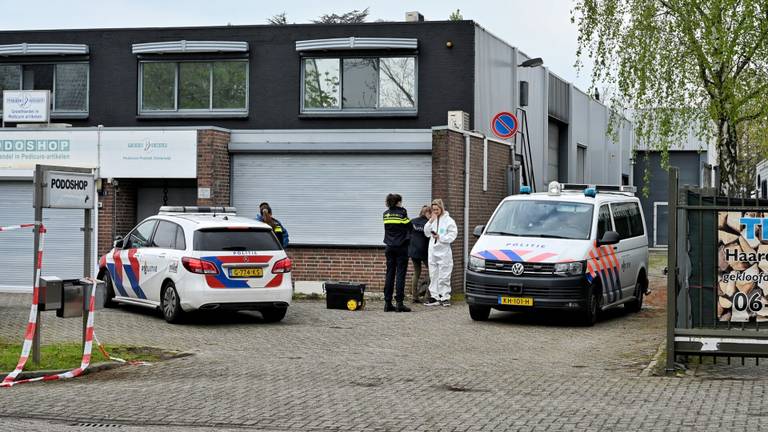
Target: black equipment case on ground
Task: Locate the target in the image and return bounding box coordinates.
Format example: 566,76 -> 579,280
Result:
324,282 -> 366,311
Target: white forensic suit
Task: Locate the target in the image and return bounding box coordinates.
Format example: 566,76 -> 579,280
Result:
423,212 -> 458,301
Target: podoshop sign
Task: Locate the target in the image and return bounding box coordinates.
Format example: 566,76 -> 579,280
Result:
718,212 -> 768,322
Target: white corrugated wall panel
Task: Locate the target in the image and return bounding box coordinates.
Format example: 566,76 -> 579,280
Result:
0,181 -> 89,291
231,154 -> 432,246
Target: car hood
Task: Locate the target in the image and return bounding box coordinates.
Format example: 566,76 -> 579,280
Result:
470,235 -> 593,263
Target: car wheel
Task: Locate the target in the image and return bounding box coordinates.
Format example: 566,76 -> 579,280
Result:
468,305 -> 491,321
161,282 -> 185,324
260,307 -> 287,323
625,279 -> 645,313
102,271 -> 117,308
582,289 -> 600,326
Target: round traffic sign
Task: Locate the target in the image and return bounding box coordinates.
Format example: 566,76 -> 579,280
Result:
491,112 -> 519,139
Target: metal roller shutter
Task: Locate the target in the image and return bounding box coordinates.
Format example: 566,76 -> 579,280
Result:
231,154 -> 432,246
0,181 -> 90,291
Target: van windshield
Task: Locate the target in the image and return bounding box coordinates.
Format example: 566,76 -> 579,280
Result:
485,200 -> 594,240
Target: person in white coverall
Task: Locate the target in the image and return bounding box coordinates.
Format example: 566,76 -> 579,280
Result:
423,199 -> 457,307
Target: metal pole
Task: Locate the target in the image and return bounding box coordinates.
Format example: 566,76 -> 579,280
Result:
32,165 -> 44,365
82,207 -> 92,349
666,167 -> 679,373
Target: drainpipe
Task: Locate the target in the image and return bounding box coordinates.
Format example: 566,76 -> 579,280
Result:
464,133 -> 471,291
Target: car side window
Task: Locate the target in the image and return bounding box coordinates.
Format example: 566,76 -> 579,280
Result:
175,226 -> 186,251
152,221 -> 178,249
611,203 -> 634,239
627,202 -> 644,237
597,205 -> 613,239
126,220 -> 158,249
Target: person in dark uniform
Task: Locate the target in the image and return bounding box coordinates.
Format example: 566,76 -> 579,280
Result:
382,193 -> 412,312
408,205 -> 431,303
256,202 -> 289,248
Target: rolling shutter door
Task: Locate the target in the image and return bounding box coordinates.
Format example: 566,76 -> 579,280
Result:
232,154 -> 431,246
0,181 -> 89,291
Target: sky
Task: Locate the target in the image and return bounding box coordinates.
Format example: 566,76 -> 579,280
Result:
0,0 -> 595,91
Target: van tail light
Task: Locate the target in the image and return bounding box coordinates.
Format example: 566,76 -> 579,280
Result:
182,257 -> 219,275
272,257 -> 292,274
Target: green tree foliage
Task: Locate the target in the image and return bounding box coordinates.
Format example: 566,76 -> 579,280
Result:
449,9 -> 464,21
573,0 -> 768,194
312,8 -> 369,24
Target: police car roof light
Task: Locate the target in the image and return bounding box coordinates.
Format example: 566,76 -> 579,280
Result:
584,187 -> 597,198
519,185 -> 532,194
159,206 -> 237,215
547,181 -> 561,196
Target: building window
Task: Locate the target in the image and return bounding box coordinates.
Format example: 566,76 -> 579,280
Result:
302,56 -> 416,114
139,60 -> 248,115
0,63 -> 88,115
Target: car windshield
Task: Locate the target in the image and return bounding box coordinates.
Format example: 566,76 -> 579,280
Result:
193,228 -> 282,251
485,200 -> 594,240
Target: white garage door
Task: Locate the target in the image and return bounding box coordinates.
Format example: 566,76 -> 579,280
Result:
232,154 -> 432,246
0,181 -> 90,291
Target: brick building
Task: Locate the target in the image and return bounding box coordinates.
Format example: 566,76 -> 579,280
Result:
0,15 -> 633,293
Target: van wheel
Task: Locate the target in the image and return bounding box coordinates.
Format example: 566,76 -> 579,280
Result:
469,305 -> 491,321
261,307 -> 287,323
102,271 -> 117,308
161,282 -> 185,324
625,279 -> 645,313
582,290 -> 600,326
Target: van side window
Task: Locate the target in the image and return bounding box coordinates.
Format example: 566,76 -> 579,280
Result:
597,205 -> 612,239
612,202 -> 644,239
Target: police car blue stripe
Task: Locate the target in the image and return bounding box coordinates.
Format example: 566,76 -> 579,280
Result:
122,264 -> 147,299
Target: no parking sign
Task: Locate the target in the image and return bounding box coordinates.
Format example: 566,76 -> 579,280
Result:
491,112 -> 519,139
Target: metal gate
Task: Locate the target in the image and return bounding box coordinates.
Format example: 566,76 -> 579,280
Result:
667,167 -> 768,371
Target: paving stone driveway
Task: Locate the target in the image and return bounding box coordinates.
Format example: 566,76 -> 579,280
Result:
0,293 -> 765,431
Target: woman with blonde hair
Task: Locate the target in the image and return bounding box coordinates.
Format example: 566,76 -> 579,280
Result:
423,199 -> 457,307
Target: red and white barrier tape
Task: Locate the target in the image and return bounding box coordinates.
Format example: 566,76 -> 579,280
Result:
1,277 -> 99,387
1,223 -> 46,387
0,223 -> 36,232
93,332 -> 151,367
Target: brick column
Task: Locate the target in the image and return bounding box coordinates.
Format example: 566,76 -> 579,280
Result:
97,179 -> 137,256
196,129 -> 231,206
431,129 -> 512,294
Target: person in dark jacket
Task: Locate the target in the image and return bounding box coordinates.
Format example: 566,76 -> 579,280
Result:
382,193 -> 412,313
408,205 -> 431,303
255,202 -> 289,248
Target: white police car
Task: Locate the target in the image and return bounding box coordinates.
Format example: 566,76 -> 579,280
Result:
466,182 -> 649,325
98,207 -> 292,323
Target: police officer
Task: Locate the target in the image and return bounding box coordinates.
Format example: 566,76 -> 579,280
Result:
382,193 -> 412,312
256,202 -> 289,248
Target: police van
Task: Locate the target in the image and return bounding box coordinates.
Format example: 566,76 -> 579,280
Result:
98,207 -> 292,323
466,182 -> 649,325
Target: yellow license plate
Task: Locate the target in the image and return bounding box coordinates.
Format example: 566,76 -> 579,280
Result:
229,268 -> 263,278
498,296 -> 533,306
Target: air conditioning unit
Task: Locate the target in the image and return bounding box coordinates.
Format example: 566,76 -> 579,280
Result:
448,111 -> 470,131
405,11 -> 424,22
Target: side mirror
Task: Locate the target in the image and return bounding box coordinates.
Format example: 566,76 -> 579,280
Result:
597,230 -> 620,246
473,225 -> 485,238
113,236 -> 124,249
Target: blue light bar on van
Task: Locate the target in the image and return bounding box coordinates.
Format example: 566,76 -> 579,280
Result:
520,185 -> 532,194
584,187 -> 597,198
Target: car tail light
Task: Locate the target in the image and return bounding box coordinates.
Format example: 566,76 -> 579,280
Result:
272,257 -> 292,274
182,257 -> 219,275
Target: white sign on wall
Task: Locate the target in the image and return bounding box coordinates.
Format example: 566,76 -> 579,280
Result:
43,170 -> 95,209
2,90 -> 51,123
0,129 -> 197,178
0,131 -> 98,171
99,130 -> 197,178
